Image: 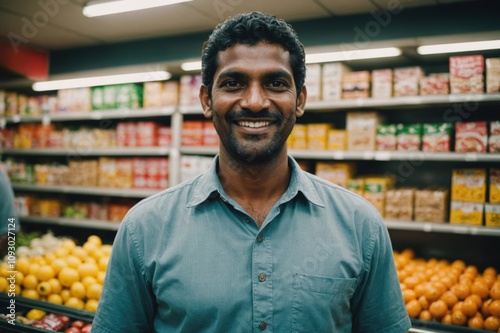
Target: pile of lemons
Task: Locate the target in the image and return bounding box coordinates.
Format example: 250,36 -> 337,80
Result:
0,235 -> 110,312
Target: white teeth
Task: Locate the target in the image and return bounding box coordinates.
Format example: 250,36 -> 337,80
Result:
238,121 -> 270,128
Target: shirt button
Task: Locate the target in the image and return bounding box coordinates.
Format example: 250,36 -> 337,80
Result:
258,273 -> 266,282
244,218 -> 250,223
257,235 -> 263,243
259,321 -> 267,330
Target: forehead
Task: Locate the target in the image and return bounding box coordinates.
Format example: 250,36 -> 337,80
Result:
215,42 -> 292,76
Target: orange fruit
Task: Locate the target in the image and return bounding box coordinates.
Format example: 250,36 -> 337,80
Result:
406,299 -> 422,318
468,294 -> 483,307
429,300 -> 448,319
452,283 -> 471,300
483,267 -> 498,277
484,316 -> 500,331
453,301 -> 464,312
418,296 -> 430,310
403,276 -> 420,290
468,313 -> 484,330
425,285 -> 442,303
414,284 -> 427,298
451,260 -> 466,272
419,310 -> 432,321
441,291 -> 459,308
403,289 -> 417,303
441,313 -> 452,325
489,300 -> 500,317
452,309 -> 467,326
490,283 -> 500,300
472,280 -> 490,299
462,297 -> 479,317
465,265 -> 479,278
482,299 -> 493,317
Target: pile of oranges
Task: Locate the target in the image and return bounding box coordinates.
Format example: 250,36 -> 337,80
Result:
395,248 -> 500,332
0,235 -> 110,312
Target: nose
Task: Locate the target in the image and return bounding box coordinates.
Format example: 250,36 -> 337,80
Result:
239,82 -> 271,112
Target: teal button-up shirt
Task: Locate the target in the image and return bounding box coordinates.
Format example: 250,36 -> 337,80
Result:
92,156 -> 411,333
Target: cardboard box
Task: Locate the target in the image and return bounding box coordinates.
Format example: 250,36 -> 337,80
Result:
327,129 -> 346,150
489,121 -> 500,153
451,168 -> 487,203
307,123 -> 331,150
342,71 -> 371,99
315,162 -> 355,188
450,55 -> 484,94
143,82 -> 164,108
376,124 -> 397,151
414,189 -> 448,223
485,203 -> 500,227
363,176 -> 395,217
346,112 -> 379,151
305,64 -> 322,101
486,58 -> 500,93
180,75 -> 202,106
455,121 -> 488,153
422,123 -> 452,152
322,63 -> 351,100
290,124 -> 307,149
346,178 -> 364,196
394,67 -> 423,97
450,201 -> 484,226
396,124 -> 422,151
385,188 -> 415,221
181,121 -> 204,146
420,73 -> 450,95
490,168 -> 500,203
371,69 -> 393,98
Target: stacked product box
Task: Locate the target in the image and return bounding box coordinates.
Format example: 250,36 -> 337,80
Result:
181,120 -> 204,146
58,88 -> 92,112
180,75 -> 202,106
450,168 -> 486,226
371,69 -> 392,99
322,63 -> 351,101
180,155 -> 213,182
449,55 -> 484,94
396,123 -> 422,151
68,160 -> 98,187
346,112 -> 380,151
422,123 -> 452,152
363,176 -> 395,217
393,67 -> 423,97
305,64 -> 322,101
346,178 -> 364,196
419,73 -> 450,95
486,168 -> 500,227
489,121 -> 500,153
327,129 -> 346,150
91,84 -> 143,110
455,121 -> 488,153
486,58 -> 500,93
342,71 -> 370,99
414,189 -> 449,223
385,188 -> 415,221
202,121 -> 219,146
376,124 -> 397,151
288,124 -> 307,149
307,123 -> 331,150
315,162 -> 355,188
143,81 -> 180,107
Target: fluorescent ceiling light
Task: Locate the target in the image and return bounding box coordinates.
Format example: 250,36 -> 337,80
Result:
33,71 -> 171,91
83,0 -> 192,17
417,39 -> 500,55
306,47 -> 401,64
181,61 -> 202,71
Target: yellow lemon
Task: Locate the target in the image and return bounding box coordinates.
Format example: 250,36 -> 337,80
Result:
65,297 -> 84,310
51,258 -> 68,275
81,276 -> 97,289
36,281 -> 52,296
13,284 -> 22,296
0,265 -> 9,278
101,245 -> 112,257
48,278 -> 62,294
23,274 -> 39,289
16,257 -> 31,275
86,283 -> 102,300
65,255 -> 82,269
70,281 -> 86,299
62,239 -> 77,251
54,247 -> 70,258
84,299 -> 99,312
0,277 -> 8,292
15,271 -> 25,286
96,271 -> 106,285
98,257 -> 109,271
26,309 -> 46,320
71,246 -> 88,261
36,265 -> 55,281
78,262 -> 99,279
28,263 -> 41,276
87,235 -> 102,247
83,242 -> 98,256
44,252 -> 56,264
60,289 -> 71,302
22,289 -> 40,300
58,267 -> 79,288
47,294 -> 63,305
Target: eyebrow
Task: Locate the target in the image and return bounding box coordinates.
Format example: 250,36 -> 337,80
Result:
218,70 -> 293,82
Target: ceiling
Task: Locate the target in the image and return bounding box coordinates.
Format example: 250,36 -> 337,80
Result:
0,0 -> 474,51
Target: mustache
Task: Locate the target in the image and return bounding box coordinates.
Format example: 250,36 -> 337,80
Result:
225,109 -> 284,122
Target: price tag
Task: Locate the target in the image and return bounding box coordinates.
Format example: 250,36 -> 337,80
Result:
332,151 -> 345,160
12,115 -> 21,123
362,151 -> 374,160
464,153 -> 478,162
375,151 -> 391,160
42,114 -> 51,125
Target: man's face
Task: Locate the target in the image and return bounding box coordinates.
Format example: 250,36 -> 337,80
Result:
200,42 -> 306,164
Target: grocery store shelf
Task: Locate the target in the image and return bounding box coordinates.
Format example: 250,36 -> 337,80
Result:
21,216 -> 121,231
180,146 -> 219,155
1,147 -> 170,156
289,149 -> 500,162
306,93 -> 500,111
385,220 -> 500,237
3,106 -> 175,123
12,183 -> 160,198
179,105 -> 203,114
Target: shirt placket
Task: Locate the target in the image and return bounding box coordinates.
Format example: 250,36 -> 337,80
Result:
251,223 -> 273,332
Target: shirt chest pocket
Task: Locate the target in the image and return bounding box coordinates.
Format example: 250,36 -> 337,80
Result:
291,273 -> 357,333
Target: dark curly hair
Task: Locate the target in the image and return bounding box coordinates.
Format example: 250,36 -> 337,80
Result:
201,11 -> 306,98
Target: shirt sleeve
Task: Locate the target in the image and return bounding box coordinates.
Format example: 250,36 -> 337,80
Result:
352,220 -> 411,333
92,217 -> 155,333
0,168 -> 18,235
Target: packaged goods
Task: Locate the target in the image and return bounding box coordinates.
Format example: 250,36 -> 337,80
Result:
158,158 -> 169,189
449,55 -> 484,94
327,129 -> 346,150
143,82 -> 164,108
0,90 -> 5,116
419,73 -> 450,95
393,67 -> 423,97
203,121 -> 219,146
396,123 -> 422,151
385,188 -> 415,221
137,121 -> 158,146
181,120 -> 204,146
422,123 -> 452,152
305,64 -> 322,101
346,112 -> 380,151
133,158 -> 147,189
158,126 -> 172,148
414,189 -> 449,223
307,123 -> 331,150
116,158 -> 133,188
180,75 -> 202,106
363,176 -> 395,217
450,201 -> 484,226
162,81 -> 180,106
485,203 -> 500,227
376,124 -> 397,151
91,86 -> 104,110
346,178 -> 364,196
322,62 -> 351,101
451,168 -> 487,203
371,69 -> 392,98
5,92 -> 17,116
315,162 -> 355,188
342,71 -> 371,99
290,124 -> 307,149
491,168 -> 500,203
57,87 -> 91,112
115,83 -> 143,109
98,157 -> 117,188
18,94 -> 28,115
455,121 -> 488,152
489,121 -> 500,153
486,58 -> 500,93
180,156 -> 212,182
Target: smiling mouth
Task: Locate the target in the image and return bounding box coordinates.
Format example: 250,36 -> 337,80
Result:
237,121 -> 271,128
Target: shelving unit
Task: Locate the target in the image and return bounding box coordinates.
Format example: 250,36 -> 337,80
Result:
11,183 -> 159,198
21,216 -> 121,231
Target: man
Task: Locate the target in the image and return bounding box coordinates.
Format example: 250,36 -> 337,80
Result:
0,163 -> 18,253
93,12 -> 411,333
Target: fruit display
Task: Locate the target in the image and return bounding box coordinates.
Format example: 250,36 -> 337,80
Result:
395,248 -> 500,332
0,233 -> 110,313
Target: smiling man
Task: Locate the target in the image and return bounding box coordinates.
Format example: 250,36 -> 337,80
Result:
92,12 -> 411,333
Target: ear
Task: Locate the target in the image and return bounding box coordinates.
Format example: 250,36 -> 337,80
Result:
199,84 -> 213,119
295,85 -> 307,118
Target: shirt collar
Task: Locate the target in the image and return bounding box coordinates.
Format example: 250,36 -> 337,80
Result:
187,155 -> 325,208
